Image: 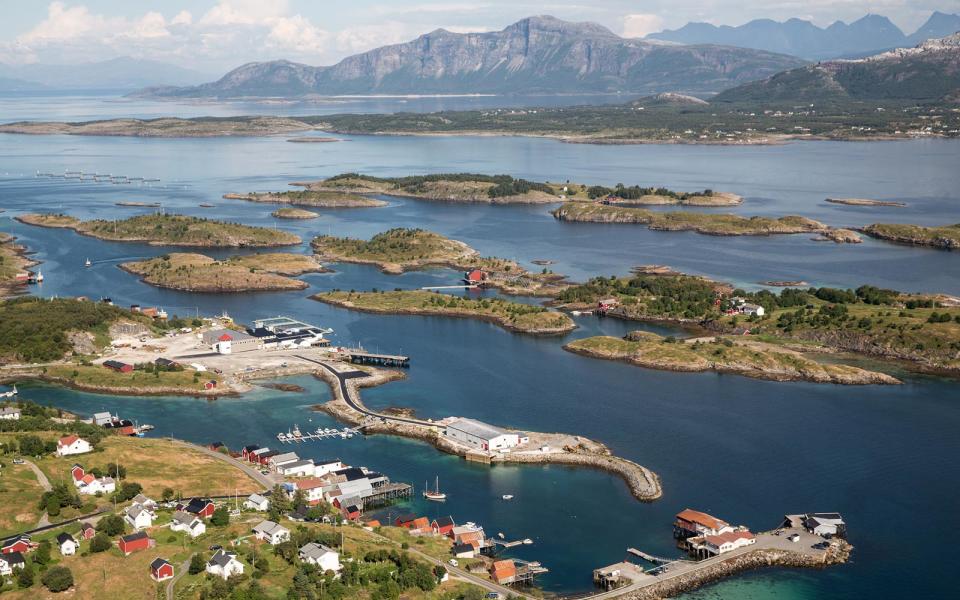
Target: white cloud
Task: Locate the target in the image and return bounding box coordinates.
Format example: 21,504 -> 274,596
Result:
171,10 -> 193,27
622,13 -> 665,37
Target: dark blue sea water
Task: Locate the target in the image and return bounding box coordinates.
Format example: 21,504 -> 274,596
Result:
1,95 -> 959,598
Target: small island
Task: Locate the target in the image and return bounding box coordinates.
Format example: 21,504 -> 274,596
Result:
271,207 -> 320,219
860,223 -> 960,249
224,190 -> 387,208
826,197 -> 907,207
16,213 -> 301,247
120,252 -> 326,292
0,115 -> 315,137
313,290 -> 576,335
552,202 -> 835,237
565,331 -> 899,385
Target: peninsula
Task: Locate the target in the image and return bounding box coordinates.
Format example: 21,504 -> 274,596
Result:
224,189 -> 387,208
0,115 -> 315,137
859,223 -> 960,249
552,202 -> 836,237
566,331 -> 899,385
313,290 -> 576,335
271,207 -> 320,219
555,272 -> 960,376
120,252 -> 326,292
312,363 -> 662,502
16,213 -> 301,247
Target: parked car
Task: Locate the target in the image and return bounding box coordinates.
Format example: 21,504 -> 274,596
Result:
12,458 -> 24,465
787,534 -> 801,542
448,559 -> 458,567
486,594 -> 501,599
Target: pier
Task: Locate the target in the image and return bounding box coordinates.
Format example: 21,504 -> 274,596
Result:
346,350 -> 410,368
363,482 -> 413,508
277,426 -> 360,443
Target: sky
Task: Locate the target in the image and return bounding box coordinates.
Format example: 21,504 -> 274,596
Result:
0,0 -> 958,72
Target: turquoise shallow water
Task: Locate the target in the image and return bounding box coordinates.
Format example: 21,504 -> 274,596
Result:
1,95 -> 959,598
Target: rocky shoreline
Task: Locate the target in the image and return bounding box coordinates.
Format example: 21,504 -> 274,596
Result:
0,369 -> 229,397
312,366 -> 662,502
859,223 -> 960,250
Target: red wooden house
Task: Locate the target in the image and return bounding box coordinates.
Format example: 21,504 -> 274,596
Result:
177,498 -> 216,518
118,531 -> 151,555
71,464 -> 85,483
394,513 -> 418,528
103,360 -> 133,373
79,523 -> 96,540
1,535 -> 31,554
464,269 -> 487,285
151,558 -> 175,582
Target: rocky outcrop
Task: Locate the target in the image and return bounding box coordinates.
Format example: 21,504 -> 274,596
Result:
138,16 -> 804,98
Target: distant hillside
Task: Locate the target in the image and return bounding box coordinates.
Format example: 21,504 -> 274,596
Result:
137,15 -> 805,98
648,12 -> 960,60
0,57 -> 213,91
713,33 -> 960,104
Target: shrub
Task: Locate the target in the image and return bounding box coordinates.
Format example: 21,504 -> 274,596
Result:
41,566 -> 74,593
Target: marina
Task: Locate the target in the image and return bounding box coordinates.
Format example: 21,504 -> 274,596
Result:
276,424 -> 360,443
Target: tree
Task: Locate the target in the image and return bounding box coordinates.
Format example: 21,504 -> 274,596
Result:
45,494 -> 61,517
210,506 -> 230,527
99,514 -> 126,536
161,487 -> 175,502
269,484 -> 291,513
17,434 -> 45,456
188,553 -> 206,575
41,566 -> 74,592
89,533 -> 111,553
34,540 -> 52,566
106,462 -> 127,479
114,481 -> 143,502
17,563 -> 34,588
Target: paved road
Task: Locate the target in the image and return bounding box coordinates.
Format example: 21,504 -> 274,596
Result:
296,356 -> 434,427
166,555 -> 194,600
167,439 -> 274,490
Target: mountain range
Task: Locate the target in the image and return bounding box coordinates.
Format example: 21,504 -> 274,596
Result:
713,33 -> 960,104
0,57 -> 213,91
138,15 -> 806,99
647,12 -> 960,60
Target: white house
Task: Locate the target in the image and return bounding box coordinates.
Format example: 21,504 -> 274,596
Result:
125,503 -> 157,530
131,494 -> 158,511
170,511 -> 206,538
444,418 -> 520,452
252,520 -> 290,545
0,406 -> 20,420
57,533 -> 78,556
279,459 -> 315,477
206,550 -> 244,580
690,531 -> 755,556
739,303 -> 765,317
804,513 -> 846,538
313,459 -> 344,477
77,475 -> 115,495
292,478 -> 330,505
0,552 -> 25,576
243,493 -> 270,512
269,452 -> 300,470
56,435 -> 92,457
299,542 -> 341,573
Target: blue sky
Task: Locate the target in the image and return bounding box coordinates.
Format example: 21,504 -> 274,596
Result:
1,1 -> 957,71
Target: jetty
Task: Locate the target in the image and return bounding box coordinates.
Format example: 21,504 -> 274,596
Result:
345,350 -> 410,368
277,425 -> 360,443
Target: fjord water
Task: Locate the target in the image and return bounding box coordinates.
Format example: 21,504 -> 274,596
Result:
2,97 -> 960,598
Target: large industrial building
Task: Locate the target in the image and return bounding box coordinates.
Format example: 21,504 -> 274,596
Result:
443,418 -> 521,452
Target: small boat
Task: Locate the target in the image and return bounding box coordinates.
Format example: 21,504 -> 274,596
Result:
36,270 -> 44,282
0,385 -> 17,399
497,532 -> 505,539
199,203 -> 215,208
423,476 -> 447,501
277,432 -> 288,442
84,258 -> 92,267
501,494 -> 514,501
523,538 -> 533,545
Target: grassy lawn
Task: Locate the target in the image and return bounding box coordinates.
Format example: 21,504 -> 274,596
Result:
862,223 -> 960,246
7,435 -> 261,502
311,228 -> 473,266
44,364 -> 222,394
0,463 -> 46,536
120,252 -> 319,291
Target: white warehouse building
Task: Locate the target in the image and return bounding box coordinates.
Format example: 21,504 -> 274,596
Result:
444,418 -> 520,452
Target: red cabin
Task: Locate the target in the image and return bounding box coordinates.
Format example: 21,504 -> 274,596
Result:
394,513 -> 417,528
79,523 -> 95,540
1,535 -> 31,554
464,269 -> 487,284
103,360 -> 133,373
71,464 -> 85,482
151,558 -> 175,582
177,498 -> 216,518
432,516 -> 456,536
118,531 -> 151,555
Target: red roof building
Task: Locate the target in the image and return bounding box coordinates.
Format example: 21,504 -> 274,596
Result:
71,464 -> 85,482
432,516 -> 456,536
79,523 -> 96,540
394,514 -> 418,528
674,508 -> 732,538
465,269 -> 487,284
491,559 -> 516,584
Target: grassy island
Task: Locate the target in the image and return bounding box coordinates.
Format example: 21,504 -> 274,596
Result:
552,202 -> 831,237
311,228 -> 477,273
860,223 -> 960,249
16,213 -> 300,247
224,189 -> 387,208
557,273 -> 960,374
271,207 -> 320,219
0,115 -> 314,137
120,252 -> 325,292
825,198 -> 906,208
313,290 -> 576,334
566,332 -> 899,385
